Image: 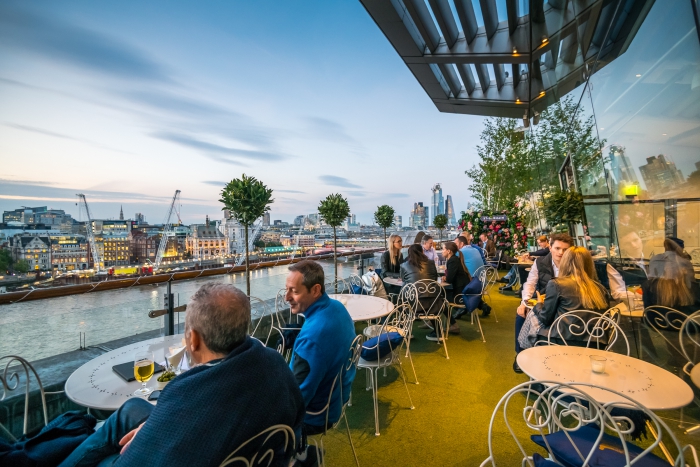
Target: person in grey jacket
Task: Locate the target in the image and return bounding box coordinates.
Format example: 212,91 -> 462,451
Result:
401,244 -> 445,342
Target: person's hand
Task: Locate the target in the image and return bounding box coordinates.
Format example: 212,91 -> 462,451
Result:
516,303 -> 528,318
119,422 -> 145,454
536,291 -> 545,304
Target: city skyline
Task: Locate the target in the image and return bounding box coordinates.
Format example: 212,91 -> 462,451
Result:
0,0 -> 484,225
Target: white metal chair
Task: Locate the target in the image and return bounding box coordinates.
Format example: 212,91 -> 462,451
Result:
479,265 -> 499,322
218,424 -> 296,467
357,304 -> 415,436
448,269 -> 488,343
480,380 -> 698,467
680,310 -> 700,435
1,355 -> 63,442
306,335 -> 363,467
248,296 -> 273,345
641,306 -> 688,368
347,274 -> 368,295
273,288 -> 304,361
400,280 -> 450,359
325,278 -> 349,294
541,309 -> 630,356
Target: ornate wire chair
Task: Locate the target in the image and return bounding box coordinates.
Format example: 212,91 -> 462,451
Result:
480,380 -> 698,467
357,304 -> 415,436
0,355 -> 63,442
479,265 -> 499,322
249,296 -> 273,346
448,269 -> 488,343
218,424 -> 296,467
347,274 -> 368,295
641,306 -> 688,368
679,310 -> 700,435
306,335 -> 363,467
400,279 -> 450,359
273,288 -> 304,362
541,310 -> 630,356
325,278 -> 349,294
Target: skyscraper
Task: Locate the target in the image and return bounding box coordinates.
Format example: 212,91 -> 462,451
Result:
394,215 -> 402,228
608,145 -> 639,187
431,183 -> 444,224
444,195 -> 456,226
410,202 -> 428,228
639,154 -> 685,195
262,212 -> 270,226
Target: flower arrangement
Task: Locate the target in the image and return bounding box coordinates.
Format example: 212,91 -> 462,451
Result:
458,208 -> 528,255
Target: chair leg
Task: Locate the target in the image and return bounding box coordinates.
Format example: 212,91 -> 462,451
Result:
405,348 -> 419,384
343,413 -> 360,467
472,311 -> 486,343
397,360 -> 415,410
371,369 -> 380,436
486,296 -> 498,323
436,318 -> 449,359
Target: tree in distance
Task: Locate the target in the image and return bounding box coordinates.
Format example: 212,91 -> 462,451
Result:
374,205 -> 395,249
433,214 -> 448,243
318,193 -> 350,292
220,174 -> 274,296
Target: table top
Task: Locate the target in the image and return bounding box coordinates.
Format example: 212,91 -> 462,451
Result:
691,364 -> 700,388
517,346 -> 694,410
65,334 -> 185,411
382,277 -> 451,289
328,294 -> 394,321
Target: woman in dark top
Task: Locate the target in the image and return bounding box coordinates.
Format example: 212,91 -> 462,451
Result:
400,244 -> 444,342
380,234 -> 403,278
441,242 -> 471,302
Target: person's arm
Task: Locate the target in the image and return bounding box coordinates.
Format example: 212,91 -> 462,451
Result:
521,260 -> 539,304
400,264 -> 408,283
380,252 -> 389,278
426,261 -> 438,281
444,258 -> 457,285
529,248 -> 549,257
533,281 -> 560,327
291,342 -> 326,410
606,263 -> 634,303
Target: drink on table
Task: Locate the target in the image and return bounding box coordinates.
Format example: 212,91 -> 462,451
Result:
133,351 -> 155,396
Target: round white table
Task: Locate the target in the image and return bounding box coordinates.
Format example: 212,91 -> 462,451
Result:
691,364 -> 700,388
328,294 -> 393,322
382,277 -> 451,289
65,334 -> 185,411
517,346 -> 694,410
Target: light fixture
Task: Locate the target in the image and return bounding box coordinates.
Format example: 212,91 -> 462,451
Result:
662,133 -> 667,136
635,74 -> 641,77
512,47 -> 518,54
516,98 -> 521,103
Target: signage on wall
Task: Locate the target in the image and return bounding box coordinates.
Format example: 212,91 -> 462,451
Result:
481,215 -> 508,222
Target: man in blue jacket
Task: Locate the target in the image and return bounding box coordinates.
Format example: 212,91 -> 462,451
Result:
285,261 -> 357,437
59,283 -> 305,467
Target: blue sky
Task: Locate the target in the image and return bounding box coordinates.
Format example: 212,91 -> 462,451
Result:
0,0 -> 485,225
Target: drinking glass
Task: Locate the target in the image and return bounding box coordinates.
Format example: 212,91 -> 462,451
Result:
133,351 -> 155,396
589,355 -> 607,374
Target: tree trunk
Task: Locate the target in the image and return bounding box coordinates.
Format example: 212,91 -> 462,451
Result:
245,225 -> 250,296
333,226 -> 338,293
383,228 -> 387,250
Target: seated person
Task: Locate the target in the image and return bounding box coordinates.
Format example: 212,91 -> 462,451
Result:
400,244 -> 444,342
648,237 -> 694,284
517,247 -> 613,350
440,241 -> 471,335
479,233 -> 496,257
455,235 -> 485,276
642,253 -> 700,316
421,234 -> 437,262
499,235 -> 550,289
380,234 -> 404,296
285,261 -> 357,439
59,283 -> 305,467
529,235 -> 551,257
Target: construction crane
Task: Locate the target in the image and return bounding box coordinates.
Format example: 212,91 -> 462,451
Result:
154,190 -> 181,271
76,194 -> 102,273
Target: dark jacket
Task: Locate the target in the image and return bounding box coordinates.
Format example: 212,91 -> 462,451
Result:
532,277 -> 613,343
380,251 -> 403,278
444,255 -> 470,299
641,278 -> 700,316
535,253 -> 555,294
483,239 -> 496,257
400,259 -> 438,286
529,247 -> 550,257
115,337 -> 305,467
400,260 -> 442,315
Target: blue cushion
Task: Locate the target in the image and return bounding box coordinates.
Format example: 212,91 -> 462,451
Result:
460,277 -> 483,312
532,453 -> 562,466
531,424 -> 669,467
351,284 -> 366,295
361,332 -> 404,361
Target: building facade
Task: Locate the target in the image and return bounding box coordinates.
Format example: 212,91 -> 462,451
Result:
187,219 -> 227,259
51,236 -> 88,271
444,195 -> 456,226
409,202 -> 429,229
430,184 -> 444,225
11,235 -> 51,271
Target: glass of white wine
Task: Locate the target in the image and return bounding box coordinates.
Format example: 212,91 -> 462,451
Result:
133,351 -> 155,396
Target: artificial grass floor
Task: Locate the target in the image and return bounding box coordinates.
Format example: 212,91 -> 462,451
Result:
320,283 -> 700,466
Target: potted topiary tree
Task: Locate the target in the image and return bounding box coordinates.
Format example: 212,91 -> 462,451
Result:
373,205 -> 395,249
318,193 -> 350,292
219,174 -> 273,296
433,214 -> 448,244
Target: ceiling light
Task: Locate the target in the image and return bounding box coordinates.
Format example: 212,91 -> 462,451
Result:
662,133 -> 667,136
635,74 -> 641,77
513,47 -> 518,54
542,37 -> 548,44
600,128 -> 604,130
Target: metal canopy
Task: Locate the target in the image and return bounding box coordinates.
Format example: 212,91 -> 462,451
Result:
360,0 -> 654,118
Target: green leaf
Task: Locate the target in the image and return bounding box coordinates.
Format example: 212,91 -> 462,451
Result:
318,193 -> 350,227
374,205 -> 395,229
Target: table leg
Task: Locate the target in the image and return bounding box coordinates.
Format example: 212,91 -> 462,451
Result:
646,421 -> 673,464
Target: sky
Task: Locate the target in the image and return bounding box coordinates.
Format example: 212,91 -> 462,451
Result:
0,0 -> 486,225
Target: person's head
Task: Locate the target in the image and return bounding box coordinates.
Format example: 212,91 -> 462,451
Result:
455,235 -> 469,249
185,283 -> 251,364
406,243 -> 428,268
665,237 -> 685,253
285,260 -> 325,315
479,233 -> 488,243
618,228 -> 643,259
558,247 -> 607,310
653,256 -> 694,307
443,241 -> 470,277
421,235 -> 434,251
549,233 -> 574,266
537,235 -> 549,249
388,234 -> 403,264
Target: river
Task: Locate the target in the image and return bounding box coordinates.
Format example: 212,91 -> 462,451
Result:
0,259 -> 368,362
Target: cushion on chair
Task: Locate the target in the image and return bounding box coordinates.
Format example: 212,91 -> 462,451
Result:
532,453 -> 563,466
351,284 -> 365,295
460,277 -> 483,312
531,424 -> 669,467
360,332 -> 404,361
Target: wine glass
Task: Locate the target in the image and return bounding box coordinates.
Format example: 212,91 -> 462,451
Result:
133,351 -> 155,396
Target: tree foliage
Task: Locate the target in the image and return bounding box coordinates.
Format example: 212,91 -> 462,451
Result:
433,214 -> 447,242
318,194 -> 351,288
543,190 -> 585,229
0,249 -> 13,273
14,259 -> 30,274
374,205 -> 395,249
219,174 -> 274,295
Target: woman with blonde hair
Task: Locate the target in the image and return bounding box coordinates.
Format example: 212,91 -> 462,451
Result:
380,234 -> 403,278
517,246 -> 613,349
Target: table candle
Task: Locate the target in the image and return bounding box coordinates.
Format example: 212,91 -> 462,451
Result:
590,355 -> 607,374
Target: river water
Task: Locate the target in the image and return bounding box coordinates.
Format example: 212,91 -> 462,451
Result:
0,259 -> 367,362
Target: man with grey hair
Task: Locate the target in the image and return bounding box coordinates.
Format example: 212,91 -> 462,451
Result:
59,282 -> 305,467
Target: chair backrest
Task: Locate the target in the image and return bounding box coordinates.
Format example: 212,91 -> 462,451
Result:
642,306 -> 687,364
481,380 -> 691,467
400,279 -> 447,316
248,296 -> 272,344
0,356 -> 49,441
347,274 -> 367,294
218,424 -> 296,467
680,310 -> 700,366
545,310 -> 630,355
361,304 -> 413,362
325,278 -> 349,294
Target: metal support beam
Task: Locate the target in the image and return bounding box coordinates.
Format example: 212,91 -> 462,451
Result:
532,0 -> 546,23
494,63 -> 506,90
404,0 -> 442,52
437,63 -> 462,96
560,31 -> 578,63
511,63 -> 521,86
428,0 -> 460,48
548,0 -> 568,9
479,0 -> 499,39
475,63 -> 490,91
505,0 -> 520,35
454,0 -> 479,43
457,63 -> 477,94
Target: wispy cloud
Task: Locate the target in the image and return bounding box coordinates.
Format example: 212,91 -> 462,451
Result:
202,180 -> 226,187
118,90 -> 242,119
0,3 -> 172,83
304,117 -> 364,153
385,193 -> 410,198
277,189 -> 306,194
347,191 -> 367,197
3,122 -> 135,155
151,132 -> 289,164
319,175 -> 362,189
